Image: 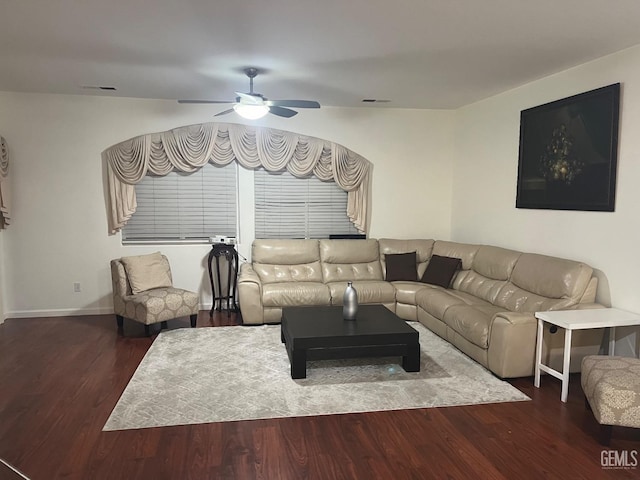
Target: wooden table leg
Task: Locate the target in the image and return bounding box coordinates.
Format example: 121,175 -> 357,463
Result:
290,348 -> 307,379
402,343 -> 421,372
534,318 -> 544,388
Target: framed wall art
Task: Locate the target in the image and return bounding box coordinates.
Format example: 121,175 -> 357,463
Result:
516,83 -> 620,211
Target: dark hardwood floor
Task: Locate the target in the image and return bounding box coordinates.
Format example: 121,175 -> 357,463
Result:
1,313 -> 638,480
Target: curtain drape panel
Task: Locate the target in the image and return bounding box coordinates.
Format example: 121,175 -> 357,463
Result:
104,123 -> 372,234
0,136 -> 10,229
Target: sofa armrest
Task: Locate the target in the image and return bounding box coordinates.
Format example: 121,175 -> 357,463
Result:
238,262 -> 262,285
493,311 -> 538,325
488,312 -> 538,378
238,263 -> 264,325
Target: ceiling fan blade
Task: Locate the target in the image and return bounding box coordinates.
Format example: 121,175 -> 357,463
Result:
235,92 -> 263,105
178,99 -> 234,104
266,100 -> 320,108
268,106 -> 298,118
214,108 -> 235,117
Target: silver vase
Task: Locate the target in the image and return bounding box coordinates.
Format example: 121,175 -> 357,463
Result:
343,281 -> 358,320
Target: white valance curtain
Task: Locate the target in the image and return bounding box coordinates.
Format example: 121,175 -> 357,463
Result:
0,136 -> 10,229
103,122 -> 372,234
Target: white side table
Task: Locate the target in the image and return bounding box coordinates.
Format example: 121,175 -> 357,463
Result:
534,308 -> 640,402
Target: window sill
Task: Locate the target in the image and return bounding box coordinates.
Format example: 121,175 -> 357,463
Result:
122,239 -> 211,246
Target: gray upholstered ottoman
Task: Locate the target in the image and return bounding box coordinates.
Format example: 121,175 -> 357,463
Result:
581,355 -> 640,443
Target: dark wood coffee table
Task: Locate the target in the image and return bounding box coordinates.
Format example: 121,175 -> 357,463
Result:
281,304 -> 420,379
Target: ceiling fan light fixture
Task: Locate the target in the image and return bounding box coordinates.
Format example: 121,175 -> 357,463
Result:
233,103 -> 270,119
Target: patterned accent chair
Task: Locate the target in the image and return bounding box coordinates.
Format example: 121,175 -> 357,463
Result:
111,254 -> 199,336
581,355 -> 640,444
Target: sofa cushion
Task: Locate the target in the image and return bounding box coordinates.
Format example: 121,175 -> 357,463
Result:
416,287 -> 489,318
379,239 -> 434,279
432,241 -> 480,271
327,281 -> 396,305
394,281 -> 431,305
453,246 -> 521,305
420,255 -> 461,288
252,239 -> 324,284
320,239 -> 383,282
385,252 -> 418,281
252,239 -> 320,264
510,253 -> 593,301
415,286 -> 467,319
443,304 -> 504,348
262,282 -> 330,307
473,245 -> 521,281
253,261 -> 324,284
493,282 -> 576,313
320,239 -> 380,263
120,252 -> 172,294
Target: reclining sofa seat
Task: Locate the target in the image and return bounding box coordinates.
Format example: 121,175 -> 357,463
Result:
399,240 -> 598,378
320,238 -> 396,310
242,239 -> 330,325
238,238 -> 603,378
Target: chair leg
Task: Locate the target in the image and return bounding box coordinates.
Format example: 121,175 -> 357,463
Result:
190,313 -> 197,328
144,324 -> 151,337
116,315 -> 124,329
600,424 -> 613,446
161,321 -> 168,330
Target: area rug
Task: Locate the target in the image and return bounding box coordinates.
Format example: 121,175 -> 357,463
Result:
103,323 -> 529,431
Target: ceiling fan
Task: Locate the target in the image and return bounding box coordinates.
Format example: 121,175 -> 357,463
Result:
178,67 -> 320,119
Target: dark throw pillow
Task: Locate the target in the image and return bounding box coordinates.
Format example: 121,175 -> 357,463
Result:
385,252 -> 418,282
420,255 -> 462,288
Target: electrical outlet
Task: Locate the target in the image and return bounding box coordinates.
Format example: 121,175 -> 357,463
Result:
73,282 -> 81,293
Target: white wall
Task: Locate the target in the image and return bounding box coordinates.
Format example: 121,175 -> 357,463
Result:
0,92 -> 454,317
452,45 -> 640,353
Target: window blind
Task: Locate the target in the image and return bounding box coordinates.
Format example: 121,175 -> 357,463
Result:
122,163 -> 237,243
254,169 -> 358,239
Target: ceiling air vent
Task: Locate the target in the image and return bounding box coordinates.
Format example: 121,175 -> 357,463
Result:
361,99 -> 390,103
81,85 -> 117,91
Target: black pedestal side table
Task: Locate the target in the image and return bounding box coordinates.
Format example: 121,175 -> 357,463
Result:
207,243 -> 239,317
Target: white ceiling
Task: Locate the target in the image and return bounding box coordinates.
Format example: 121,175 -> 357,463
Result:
2,1 -> 640,109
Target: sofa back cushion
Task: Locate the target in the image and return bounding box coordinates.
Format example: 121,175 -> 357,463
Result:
320,239 -> 383,282
493,253 -> 594,312
378,238 -> 435,279
512,253 -> 593,300
432,241 -> 479,271
120,252 -> 173,294
252,239 -> 323,284
455,245 -> 522,304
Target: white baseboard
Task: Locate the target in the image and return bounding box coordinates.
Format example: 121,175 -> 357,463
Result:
6,307 -> 114,318
5,304 -> 213,319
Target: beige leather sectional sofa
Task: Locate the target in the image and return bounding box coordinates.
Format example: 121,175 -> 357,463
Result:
238,238 -> 603,378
